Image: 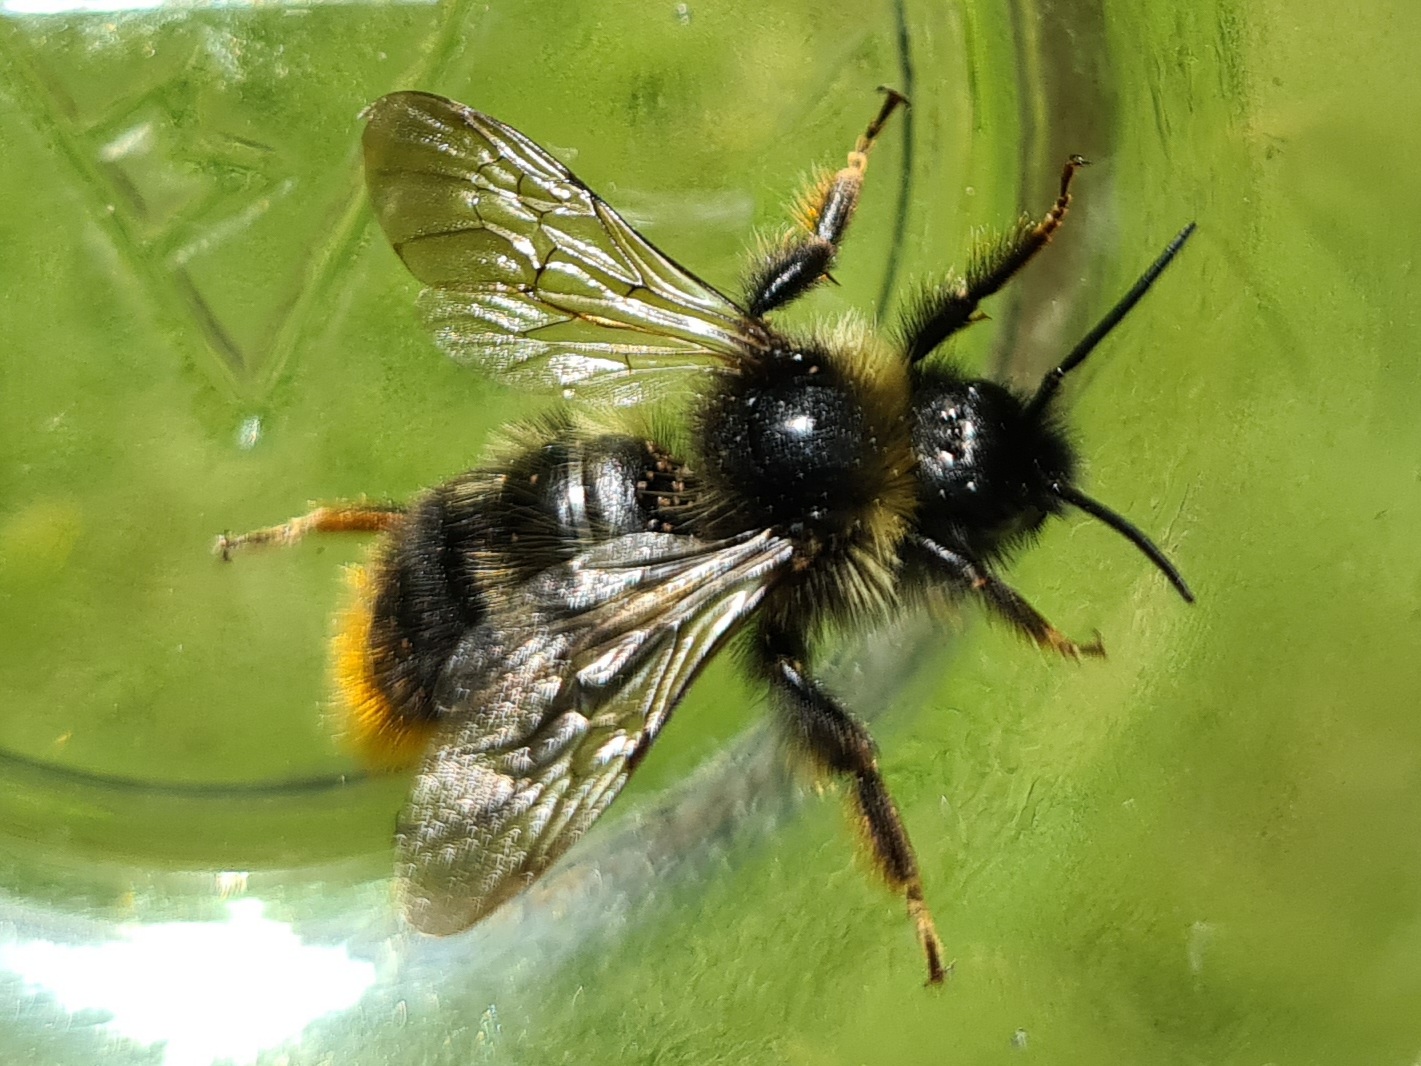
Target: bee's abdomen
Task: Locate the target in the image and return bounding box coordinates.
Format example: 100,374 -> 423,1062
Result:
486,434 -> 691,569
333,487 -> 489,765
334,430 -> 693,765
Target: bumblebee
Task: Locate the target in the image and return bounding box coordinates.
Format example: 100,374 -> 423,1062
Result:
221,90 -> 1194,984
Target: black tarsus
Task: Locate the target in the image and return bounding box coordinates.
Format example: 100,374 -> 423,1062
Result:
753,624 -> 947,985
863,86 -> 909,146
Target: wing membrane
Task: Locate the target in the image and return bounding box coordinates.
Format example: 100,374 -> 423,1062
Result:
396,530 -> 794,935
363,92 -> 767,401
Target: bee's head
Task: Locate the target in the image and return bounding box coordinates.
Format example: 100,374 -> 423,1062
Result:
906,222 -> 1198,602
909,365 -> 1192,603
909,371 -> 1074,560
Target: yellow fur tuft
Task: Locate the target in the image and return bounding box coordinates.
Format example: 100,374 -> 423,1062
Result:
790,167 -> 835,233
330,562 -> 436,769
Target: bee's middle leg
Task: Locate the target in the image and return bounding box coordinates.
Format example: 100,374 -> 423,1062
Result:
754,623 -> 947,985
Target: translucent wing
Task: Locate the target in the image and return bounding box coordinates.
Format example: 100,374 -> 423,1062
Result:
363,91 -> 767,402
396,529 -> 794,935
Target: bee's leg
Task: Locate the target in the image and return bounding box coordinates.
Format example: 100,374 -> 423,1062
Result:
913,535 -> 1106,659
899,155 -> 1088,363
745,89 -> 908,318
754,623 -> 948,985
215,503 -> 405,561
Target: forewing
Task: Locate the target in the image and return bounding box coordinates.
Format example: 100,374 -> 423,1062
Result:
396,530 -> 794,935
363,91 -> 766,402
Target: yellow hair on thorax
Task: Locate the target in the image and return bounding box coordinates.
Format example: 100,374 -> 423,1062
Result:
817,310 -> 917,538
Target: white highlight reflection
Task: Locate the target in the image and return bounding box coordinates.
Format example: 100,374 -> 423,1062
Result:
0,898 -> 377,1066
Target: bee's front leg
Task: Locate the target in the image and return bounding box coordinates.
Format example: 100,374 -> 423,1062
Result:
911,535 -> 1106,659
744,89 -> 907,318
898,155 -> 1088,363
754,622 -> 947,985
215,502 -> 405,560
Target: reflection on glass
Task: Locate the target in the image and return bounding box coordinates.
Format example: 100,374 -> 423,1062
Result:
1,898 -> 375,1065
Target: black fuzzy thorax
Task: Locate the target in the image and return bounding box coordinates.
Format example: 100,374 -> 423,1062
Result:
691,325 -> 918,638
694,341 -> 889,540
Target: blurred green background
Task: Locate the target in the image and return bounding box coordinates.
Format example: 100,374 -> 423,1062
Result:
2,0 -> 1420,1062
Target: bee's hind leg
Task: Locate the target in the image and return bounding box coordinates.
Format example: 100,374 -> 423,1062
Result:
215,503 -> 405,561
754,622 -> 948,986
744,89 -> 908,318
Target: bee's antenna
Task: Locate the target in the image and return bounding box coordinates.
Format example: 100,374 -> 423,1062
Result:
1027,222 -> 1196,419
1051,482 -> 1194,603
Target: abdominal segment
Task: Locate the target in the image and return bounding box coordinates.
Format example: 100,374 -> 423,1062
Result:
331,425 -> 696,765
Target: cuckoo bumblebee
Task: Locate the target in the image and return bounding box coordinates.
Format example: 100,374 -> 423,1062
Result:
220,90 -> 1195,984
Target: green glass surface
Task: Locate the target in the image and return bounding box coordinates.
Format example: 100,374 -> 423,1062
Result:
1,0 -> 1418,1062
